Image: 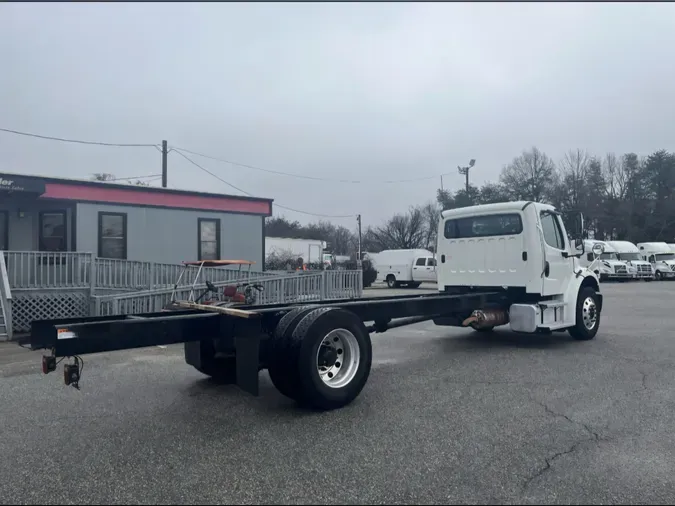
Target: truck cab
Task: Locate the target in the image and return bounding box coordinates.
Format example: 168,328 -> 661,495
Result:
579,240 -> 631,281
436,201 -> 601,336
605,240 -> 655,280
637,242 -> 675,280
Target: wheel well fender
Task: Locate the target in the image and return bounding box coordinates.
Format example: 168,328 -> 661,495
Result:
564,272 -> 601,318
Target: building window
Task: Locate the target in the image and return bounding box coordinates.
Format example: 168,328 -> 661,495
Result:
0,211 -> 7,250
39,211 -> 67,252
98,212 -> 127,259
198,218 -> 220,261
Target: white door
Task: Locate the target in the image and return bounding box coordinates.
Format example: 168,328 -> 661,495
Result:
412,257 -> 428,282
539,211 -> 573,296
424,257 -> 437,282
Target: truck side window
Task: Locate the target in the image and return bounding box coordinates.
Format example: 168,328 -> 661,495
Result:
587,253 -> 594,262
649,255 -> 655,263
427,258 -> 436,267
415,257 -> 426,266
540,212 -> 564,250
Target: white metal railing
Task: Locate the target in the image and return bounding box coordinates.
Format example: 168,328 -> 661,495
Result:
0,252 -> 13,340
3,251 -> 280,291
94,270 -> 363,317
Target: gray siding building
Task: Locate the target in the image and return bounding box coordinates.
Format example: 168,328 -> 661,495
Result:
0,172 -> 272,267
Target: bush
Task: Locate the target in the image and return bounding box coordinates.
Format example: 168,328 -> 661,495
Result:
343,258 -> 377,288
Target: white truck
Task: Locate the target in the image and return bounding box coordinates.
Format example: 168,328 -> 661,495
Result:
27,200 -> 604,412
605,240 -> 655,280
265,237 -> 325,266
637,242 -> 675,280
578,240 -> 631,281
375,249 -> 436,288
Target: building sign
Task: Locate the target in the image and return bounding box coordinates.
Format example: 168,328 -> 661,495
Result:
0,175 -> 46,194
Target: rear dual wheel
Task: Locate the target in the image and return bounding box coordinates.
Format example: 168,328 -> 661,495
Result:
267,306 -> 372,410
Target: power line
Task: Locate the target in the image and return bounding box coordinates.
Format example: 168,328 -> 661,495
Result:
171,145 -> 451,184
171,150 -> 356,219
0,127 -> 158,148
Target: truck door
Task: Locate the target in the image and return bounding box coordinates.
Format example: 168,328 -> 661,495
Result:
412,257 -> 428,282
425,257 -> 437,282
539,211 -> 572,296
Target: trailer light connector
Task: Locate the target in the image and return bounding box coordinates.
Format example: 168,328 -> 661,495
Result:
41,355 -> 56,375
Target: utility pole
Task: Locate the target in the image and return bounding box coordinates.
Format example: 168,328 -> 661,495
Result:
356,214 -> 362,268
161,140 -> 168,188
457,159 -> 476,193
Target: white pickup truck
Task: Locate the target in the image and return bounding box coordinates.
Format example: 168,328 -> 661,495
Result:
374,249 -> 436,288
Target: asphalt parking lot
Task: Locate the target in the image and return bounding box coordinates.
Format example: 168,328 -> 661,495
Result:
1,281 -> 675,505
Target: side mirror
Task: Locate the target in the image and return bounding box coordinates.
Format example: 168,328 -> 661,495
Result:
592,243 -> 605,258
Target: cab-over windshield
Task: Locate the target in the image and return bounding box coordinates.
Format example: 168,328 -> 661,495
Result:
655,253 -> 675,261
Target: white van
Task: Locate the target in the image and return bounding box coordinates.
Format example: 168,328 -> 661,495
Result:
578,240 -> 630,281
375,249 -> 436,288
637,242 -> 675,280
605,240 -> 655,280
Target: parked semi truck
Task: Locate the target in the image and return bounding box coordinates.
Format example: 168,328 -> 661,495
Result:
374,249 -> 436,288
605,241 -> 655,280
579,240 -> 630,281
24,201 -> 603,411
637,242 -> 675,280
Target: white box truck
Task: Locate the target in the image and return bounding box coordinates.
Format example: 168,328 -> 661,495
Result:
265,237 -> 326,266
637,242 -> 675,280
578,240 -> 631,281
375,249 -> 436,288
605,240 -> 655,280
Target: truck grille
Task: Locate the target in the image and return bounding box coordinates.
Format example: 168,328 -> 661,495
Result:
638,265 -> 652,273
614,265 -> 627,274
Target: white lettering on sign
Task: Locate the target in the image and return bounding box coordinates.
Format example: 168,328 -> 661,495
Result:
0,178 -> 14,186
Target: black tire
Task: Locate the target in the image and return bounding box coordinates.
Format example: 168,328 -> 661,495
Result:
655,271 -> 663,281
267,306 -> 319,400
568,286 -> 601,341
386,275 -> 397,289
271,307 -> 372,410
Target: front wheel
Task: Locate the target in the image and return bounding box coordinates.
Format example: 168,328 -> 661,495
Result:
568,286 -> 601,341
386,275 -> 397,289
655,271 -> 663,281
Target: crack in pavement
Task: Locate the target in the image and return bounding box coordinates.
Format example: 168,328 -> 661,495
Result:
521,401 -> 608,493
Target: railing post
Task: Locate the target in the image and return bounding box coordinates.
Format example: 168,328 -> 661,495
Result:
88,253 -> 97,299
320,270 -> 327,300
148,262 -> 156,290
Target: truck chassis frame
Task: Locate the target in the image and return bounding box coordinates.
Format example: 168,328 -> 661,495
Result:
27,290 -> 508,407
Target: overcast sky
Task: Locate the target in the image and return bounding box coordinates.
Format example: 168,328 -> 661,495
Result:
2,2 -> 674,231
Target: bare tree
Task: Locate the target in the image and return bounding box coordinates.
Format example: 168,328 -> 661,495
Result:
421,202 -> 441,251
499,147 -> 557,203
370,206 -> 427,250
602,152 -> 626,200
558,148 -> 590,210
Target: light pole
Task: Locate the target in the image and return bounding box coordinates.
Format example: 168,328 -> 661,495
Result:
457,159 -> 476,193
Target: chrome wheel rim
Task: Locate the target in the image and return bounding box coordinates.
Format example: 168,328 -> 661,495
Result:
316,329 -> 360,388
582,296 -> 598,330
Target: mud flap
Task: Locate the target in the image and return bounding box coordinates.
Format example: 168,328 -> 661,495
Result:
235,334 -> 261,396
